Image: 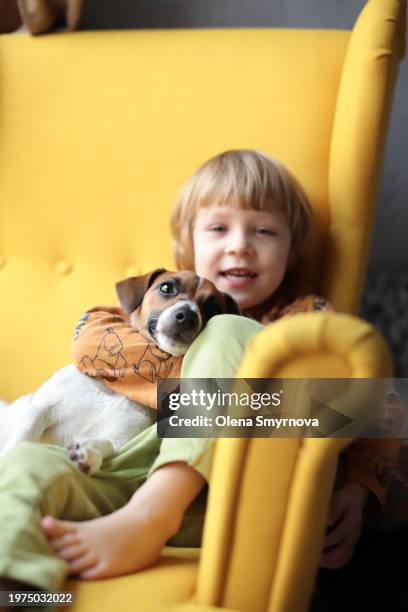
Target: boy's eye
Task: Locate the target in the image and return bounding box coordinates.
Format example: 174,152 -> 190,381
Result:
255,227 -> 276,236
159,282 -> 177,296
208,225 -> 226,232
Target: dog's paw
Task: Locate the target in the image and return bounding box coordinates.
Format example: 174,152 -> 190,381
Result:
67,441 -> 103,476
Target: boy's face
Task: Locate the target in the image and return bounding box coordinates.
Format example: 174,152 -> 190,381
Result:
193,204 -> 291,309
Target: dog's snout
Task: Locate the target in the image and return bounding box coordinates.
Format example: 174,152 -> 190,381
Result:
173,305 -> 199,329
153,297 -> 204,355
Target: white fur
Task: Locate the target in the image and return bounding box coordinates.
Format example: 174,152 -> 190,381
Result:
156,300 -> 202,356
0,365 -> 154,475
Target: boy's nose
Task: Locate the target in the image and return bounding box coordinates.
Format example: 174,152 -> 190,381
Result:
225,231 -> 252,255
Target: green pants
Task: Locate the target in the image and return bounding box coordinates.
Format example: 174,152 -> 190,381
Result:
0,315 -> 262,591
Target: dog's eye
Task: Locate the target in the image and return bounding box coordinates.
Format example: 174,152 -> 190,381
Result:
159,282 -> 176,296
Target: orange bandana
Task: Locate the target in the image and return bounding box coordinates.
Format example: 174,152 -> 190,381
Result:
73,306 -> 183,410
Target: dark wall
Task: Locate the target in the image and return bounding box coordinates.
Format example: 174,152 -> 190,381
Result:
80,0 -> 366,29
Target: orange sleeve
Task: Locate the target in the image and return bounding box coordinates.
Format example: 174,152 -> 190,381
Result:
72,306 -> 133,379
341,391 -> 405,506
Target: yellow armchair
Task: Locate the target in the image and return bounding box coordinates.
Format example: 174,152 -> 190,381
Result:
0,0 -> 405,610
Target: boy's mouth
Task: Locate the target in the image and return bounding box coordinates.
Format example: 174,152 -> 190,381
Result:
220,268 -> 258,288
220,268 -> 257,279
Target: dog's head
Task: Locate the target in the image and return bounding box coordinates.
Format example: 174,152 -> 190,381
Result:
116,268 -> 241,356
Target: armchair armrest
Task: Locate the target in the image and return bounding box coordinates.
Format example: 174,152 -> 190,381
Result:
196,313 -> 393,612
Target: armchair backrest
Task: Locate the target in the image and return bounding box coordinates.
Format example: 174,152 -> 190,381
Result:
0,0 -> 405,399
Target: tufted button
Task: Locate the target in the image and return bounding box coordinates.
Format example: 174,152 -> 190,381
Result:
55,259 -> 73,276
125,265 -> 141,278
0,253 -> 6,269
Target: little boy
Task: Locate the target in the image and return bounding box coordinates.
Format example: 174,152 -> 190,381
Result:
0,150 -> 400,590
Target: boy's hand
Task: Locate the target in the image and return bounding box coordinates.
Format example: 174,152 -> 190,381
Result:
320,482 -> 369,569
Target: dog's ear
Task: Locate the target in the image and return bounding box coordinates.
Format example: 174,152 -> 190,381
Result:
223,293 -> 242,316
116,268 -> 167,314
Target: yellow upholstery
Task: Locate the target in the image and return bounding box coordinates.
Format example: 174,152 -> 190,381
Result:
0,0 -> 405,610
65,549 -> 201,612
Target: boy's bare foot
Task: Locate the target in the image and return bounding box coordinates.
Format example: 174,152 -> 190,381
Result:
41,496 -> 177,580
41,462 -> 204,580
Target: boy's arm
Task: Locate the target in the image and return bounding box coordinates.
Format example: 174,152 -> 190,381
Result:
321,392 -> 404,570
320,437 -> 401,570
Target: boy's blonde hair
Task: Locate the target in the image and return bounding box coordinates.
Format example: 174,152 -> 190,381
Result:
171,149 -> 313,271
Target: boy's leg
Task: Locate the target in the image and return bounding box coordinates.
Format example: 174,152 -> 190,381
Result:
0,427 -> 158,591
151,314 -> 263,546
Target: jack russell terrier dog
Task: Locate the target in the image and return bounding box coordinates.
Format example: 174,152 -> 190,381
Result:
0,269 -> 240,474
